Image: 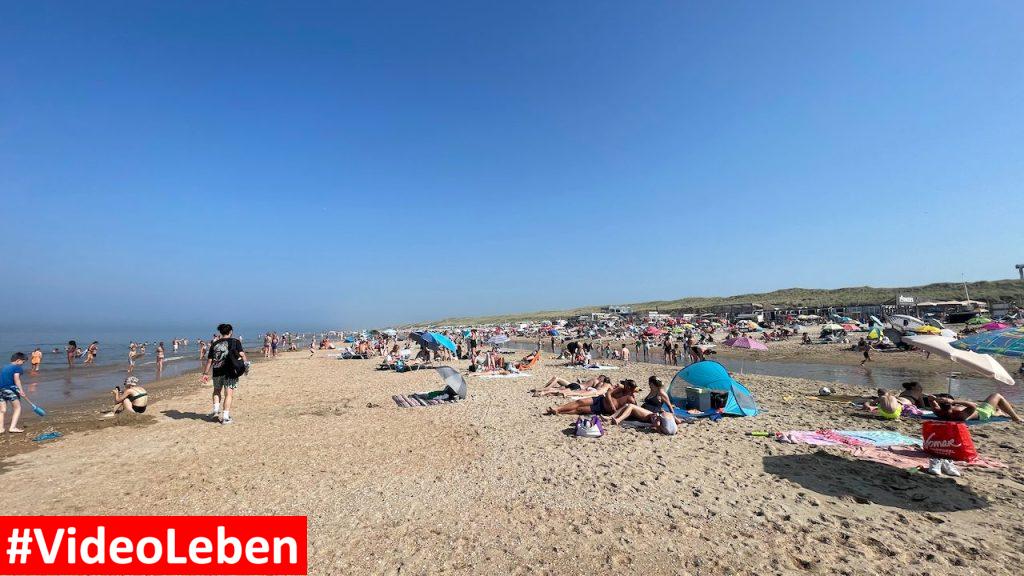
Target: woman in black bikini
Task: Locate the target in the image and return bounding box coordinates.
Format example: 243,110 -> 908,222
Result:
111,376 -> 148,414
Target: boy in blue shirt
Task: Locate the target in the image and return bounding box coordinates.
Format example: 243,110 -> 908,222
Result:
1,352 -> 28,433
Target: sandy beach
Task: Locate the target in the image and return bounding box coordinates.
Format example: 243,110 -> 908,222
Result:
2,348 -> 1022,575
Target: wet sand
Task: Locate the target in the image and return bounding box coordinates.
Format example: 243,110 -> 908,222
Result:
2,349 -> 1022,575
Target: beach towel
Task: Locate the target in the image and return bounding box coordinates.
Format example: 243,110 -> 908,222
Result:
834,430 -> 922,447
846,446 -> 1006,469
671,407 -> 720,422
775,430 -> 857,446
573,364 -> 621,371
909,409 -> 1011,424
804,394 -> 867,404
816,429 -> 871,447
776,431 -> 839,445
472,373 -> 532,379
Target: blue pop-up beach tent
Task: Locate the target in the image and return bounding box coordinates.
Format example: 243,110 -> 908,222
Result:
668,361 -> 759,417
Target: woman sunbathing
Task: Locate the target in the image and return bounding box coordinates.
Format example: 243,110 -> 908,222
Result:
531,375 -> 611,397
928,393 -> 1022,423
864,389 -> 915,420
608,376 -> 675,421
609,405 -> 682,435
544,379 -> 637,416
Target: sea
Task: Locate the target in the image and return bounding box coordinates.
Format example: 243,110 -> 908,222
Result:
0,326 -> 317,408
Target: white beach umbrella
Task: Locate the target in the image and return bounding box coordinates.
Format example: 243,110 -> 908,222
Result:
904,335 -> 1015,386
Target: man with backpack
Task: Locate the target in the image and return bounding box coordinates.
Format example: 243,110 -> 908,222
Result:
201,323 -> 248,425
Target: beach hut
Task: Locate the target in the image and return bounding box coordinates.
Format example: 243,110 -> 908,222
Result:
668,361 -> 759,417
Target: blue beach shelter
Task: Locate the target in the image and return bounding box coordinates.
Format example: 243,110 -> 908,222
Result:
668,361 -> 759,417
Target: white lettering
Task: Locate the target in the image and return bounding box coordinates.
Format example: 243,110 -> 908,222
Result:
245,537 -> 269,564
273,536 -> 298,565
34,528 -> 64,564
109,537 -> 133,564
136,537 -> 163,564
217,526 -> 242,564
189,537 -> 213,564
924,433 -> 961,449
166,529 -> 186,564
80,527 -> 104,564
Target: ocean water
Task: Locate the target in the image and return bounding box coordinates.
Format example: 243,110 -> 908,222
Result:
0,327 -> 312,408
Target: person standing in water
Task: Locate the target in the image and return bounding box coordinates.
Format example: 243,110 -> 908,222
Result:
65,340 -> 78,367
84,341 -> 98,365
156,342 -> 165,372
30,348 -> 42,374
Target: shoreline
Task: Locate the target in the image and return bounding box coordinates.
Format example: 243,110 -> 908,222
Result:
0,348 -> 266,462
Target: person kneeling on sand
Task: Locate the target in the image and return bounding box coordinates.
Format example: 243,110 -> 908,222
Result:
110,376 -> 148,415
544,379 -> 637,416
928,393 -> 1022,424
531,375 -> 611,397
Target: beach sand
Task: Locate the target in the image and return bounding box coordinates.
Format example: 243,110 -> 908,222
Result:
2,350 -> 1023,575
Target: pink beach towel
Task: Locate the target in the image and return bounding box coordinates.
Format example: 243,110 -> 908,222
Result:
776,430 -> 871,447
846,446 -> 1007,469
776,431 -> 841,446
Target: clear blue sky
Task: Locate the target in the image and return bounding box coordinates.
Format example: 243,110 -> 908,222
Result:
2,1 -> 1023,329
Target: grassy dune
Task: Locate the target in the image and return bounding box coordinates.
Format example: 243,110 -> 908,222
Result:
422,279 -> 1024,326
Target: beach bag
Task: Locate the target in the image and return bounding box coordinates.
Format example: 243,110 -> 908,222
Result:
922,421 -> 977,462
575,416 -> 604,438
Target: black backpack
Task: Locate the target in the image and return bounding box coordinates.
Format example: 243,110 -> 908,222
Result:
217,338 -> 248,378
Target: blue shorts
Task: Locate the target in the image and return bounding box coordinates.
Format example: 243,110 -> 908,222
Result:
0,388 -> 20,402
591,396 -> 606,415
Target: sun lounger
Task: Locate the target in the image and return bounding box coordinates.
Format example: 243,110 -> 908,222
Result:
515,351 -> 541,371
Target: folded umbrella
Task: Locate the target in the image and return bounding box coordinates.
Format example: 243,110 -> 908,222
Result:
905,335 -> 1014,386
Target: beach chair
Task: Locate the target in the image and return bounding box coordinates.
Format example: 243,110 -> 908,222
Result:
515,351 -> 541,371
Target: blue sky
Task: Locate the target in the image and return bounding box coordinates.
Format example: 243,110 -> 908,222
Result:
2,1 -> 1023,329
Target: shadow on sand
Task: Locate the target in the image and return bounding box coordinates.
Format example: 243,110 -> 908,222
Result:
763,452 -> 989,512
161,409 -> 212,422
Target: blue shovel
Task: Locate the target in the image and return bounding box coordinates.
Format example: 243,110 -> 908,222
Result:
19,393 -> 46,417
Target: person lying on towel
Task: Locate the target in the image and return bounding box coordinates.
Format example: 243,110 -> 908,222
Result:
531,375 -> 611,397
928,393 -> 1022,424
544,379 -> 637,416
863,388 -> 915,420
